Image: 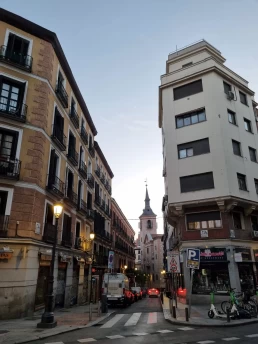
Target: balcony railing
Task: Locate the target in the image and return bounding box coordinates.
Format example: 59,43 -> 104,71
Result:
0,215 -> 9,237
69,107 -> 79,129
0,157 -> 21,179
75,236 -> 83,250
79,160 -> 87,179
55,81 -> 68,108
43,223 -> 56,244
67,146 -> 79,166
80,126 -> 88,145
66,188 -> 78,207
93,254 -> 108,267
51,124 -> 67,151
105,205 -> 110,217
100,173 -> 105,184
0,99 -> 27,122
47,175 -> 65,198
101,200 -> 106,211
86,209 -> 95,221
105,181 -> 112,195
95,165 -> 100,177
61,231 -> 73,248
78,199 -> 88,216
87,173 -> 95,189
89,145 -> 95,158
0,45 -> 33,72
95,195 -> 101,206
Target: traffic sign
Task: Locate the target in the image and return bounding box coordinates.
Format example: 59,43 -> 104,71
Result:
167,252 -> 180,273
108,251 -> 114,269
186,248 -> 200,269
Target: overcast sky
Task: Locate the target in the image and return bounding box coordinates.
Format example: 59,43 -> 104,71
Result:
2,0 -> 258,235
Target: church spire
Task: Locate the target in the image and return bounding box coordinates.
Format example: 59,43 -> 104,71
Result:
139,184 -> 156,217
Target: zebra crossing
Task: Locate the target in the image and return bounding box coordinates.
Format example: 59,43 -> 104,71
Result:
99,312 -> 161,328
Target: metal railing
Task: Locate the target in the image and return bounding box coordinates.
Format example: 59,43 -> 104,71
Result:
66,188 -> 78,206
0,99 -> 27,122
100,173 -> 105,184
55,81 -> 68,108
0,157 -> 21,179
51,124 -> 67,151
0,215 -> 9,237
79,160 -> 87,179
87,173 -> 95,189
86,208 -> 95,221
80,126 -> 88,145
67,146 -> 79,166
79,199 -> 88,215
89,145 -> 95,158
61,231 -> 73,248
0,45 -> 33,72
47,175 -> 65,197
95,165 -> 100,177
69,107 -> 79,129
43,223 -> 56,243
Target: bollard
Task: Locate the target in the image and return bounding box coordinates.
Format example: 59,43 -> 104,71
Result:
89,302 -> 92,321
226,307 -> 230,323
185,307 -> 189,322
172,306 -> 176,319
98,299 -> 101,316
101,294 -> 108,313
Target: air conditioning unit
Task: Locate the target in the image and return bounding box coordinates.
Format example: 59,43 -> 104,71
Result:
230,229 -> 235,238
253,231 -> 258,238
227,91 -> 234,101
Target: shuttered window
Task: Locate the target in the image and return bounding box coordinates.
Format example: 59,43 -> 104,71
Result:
180,172 -> 214,193
174,80 -> 203,101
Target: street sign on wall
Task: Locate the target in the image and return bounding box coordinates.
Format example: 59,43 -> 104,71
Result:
186,248 -> 200,269
108,251 -> 114,269
167,251 -> 180,273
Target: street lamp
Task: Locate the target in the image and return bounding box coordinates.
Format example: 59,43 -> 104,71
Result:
37,203 -> 63,328
88,231 -> 95,321
89,231 -> 95,240
161,270 -> 166,275
124,265 -> 128,270
135,267 -> 138,271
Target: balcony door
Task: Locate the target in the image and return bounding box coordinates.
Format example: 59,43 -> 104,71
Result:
7,33 -> 29,57
58,71 -> 64,87
53,107 -> 64,136
0,129 -> 18,160
66,169 -> 74,199
48,149 -> 59,187
87,192 -> 92,210
45,203 -> 54,225
0,77 -> 25,116
0,191 -> 7,216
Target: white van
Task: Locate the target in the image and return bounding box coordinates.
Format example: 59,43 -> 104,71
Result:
102,273 -> 132,307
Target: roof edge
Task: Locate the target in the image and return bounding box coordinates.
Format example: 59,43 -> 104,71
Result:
94,141 -> 114,178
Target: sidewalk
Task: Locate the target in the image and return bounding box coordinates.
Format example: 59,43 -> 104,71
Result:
161,294 -> 258,327
0,304 -> 113,344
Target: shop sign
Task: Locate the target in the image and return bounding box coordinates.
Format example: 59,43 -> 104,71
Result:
234,253 -> 242,262
200,230 -> 208,238
253,249 -> 258,262
0,247 -> 13,260
41,254 -> 52,261
200,248 -> 227,262
234,248 -> 252,262
186,248 -> 200,269
167,251 -> 180,273
108,251 -> 114,269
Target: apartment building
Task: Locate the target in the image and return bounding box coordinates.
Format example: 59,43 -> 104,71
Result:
0,9 -> 113,319
160,40 -> 258,300
111,198 -> 135,272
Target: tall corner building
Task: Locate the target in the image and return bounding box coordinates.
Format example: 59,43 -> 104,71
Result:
160,40 -> 258,299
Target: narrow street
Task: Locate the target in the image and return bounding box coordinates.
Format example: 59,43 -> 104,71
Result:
29,297 -> 258,344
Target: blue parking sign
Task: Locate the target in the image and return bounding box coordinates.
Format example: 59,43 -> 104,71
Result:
186,248 -> 200,269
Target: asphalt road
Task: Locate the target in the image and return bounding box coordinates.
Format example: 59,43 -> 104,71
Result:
29,297 -> 258,344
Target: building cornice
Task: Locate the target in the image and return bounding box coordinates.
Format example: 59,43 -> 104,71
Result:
94,141 -> 114,178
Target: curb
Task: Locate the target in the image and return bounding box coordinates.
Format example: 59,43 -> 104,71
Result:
11,311 -> 115,344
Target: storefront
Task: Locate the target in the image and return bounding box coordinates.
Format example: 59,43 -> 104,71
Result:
192,248 -> 230,294
253,249 -> 258,287
70,258 -> 80,306
34,250 -> 51,310
234,248 -> 256,292
55,253 -> 71,308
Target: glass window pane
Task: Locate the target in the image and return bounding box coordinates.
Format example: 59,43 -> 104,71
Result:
195,222 -> 201,229
184,116 -> 191,126
198,111 -> 206,122
1,90 -> 9,98
11,93 -> 18,101
228,113 -> 233,123
201,221 -> 207,229
208,220 -> 214,228
12,87 -> 19,94
187,148 -> 193,157
179,149 -> 187,159
2,83 -> 10,91
177,117 -> 184,128
188,222 -> 195,230
215,220 -> 221,228
191,114 -> 198,124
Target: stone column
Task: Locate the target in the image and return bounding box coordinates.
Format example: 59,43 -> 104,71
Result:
227,246 -> 241,291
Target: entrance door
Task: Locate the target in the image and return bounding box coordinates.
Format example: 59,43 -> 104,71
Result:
55,263 -> 67,308
71,263 -> 80,306
0,191 -> 7,215
34,265 -> 50,310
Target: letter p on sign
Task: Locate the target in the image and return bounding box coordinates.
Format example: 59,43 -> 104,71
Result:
186,248 -> 200,269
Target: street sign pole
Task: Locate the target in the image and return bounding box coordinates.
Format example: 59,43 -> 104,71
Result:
186,248 -> 200,318
188,268 -> 194,317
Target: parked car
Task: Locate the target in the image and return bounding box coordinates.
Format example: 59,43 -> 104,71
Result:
141,288 -> 147,298
128,290 -> 135,304
102,273 -> 131,307
131,287 -> 142,301
148,288 -> 160,298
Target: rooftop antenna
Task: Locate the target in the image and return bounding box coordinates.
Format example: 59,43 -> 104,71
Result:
144,178 -> 148,188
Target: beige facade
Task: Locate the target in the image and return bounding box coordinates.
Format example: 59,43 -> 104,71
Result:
0,9 -> 113,319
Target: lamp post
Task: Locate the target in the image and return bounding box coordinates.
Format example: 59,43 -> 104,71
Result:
88,231 -> 95,321
37,203 -> 63,328
123,265 -> 127,274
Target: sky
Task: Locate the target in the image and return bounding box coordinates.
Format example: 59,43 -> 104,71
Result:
2,0 -> 258,236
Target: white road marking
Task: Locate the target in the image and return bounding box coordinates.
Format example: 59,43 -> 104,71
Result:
124,312 -> 141,326
147,312 -> 157,324
197,341 -> 215,344
177,327 -> 195,331
245,334 -> 258,338
101,314 -> 125,328
222,338 -> 240,341
157,330 -> 174,333
133,332 -> 148,336
77,339 -> 97,343
106,335 -> 125,339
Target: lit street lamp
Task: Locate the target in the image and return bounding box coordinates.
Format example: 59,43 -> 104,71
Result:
88,231 -> 95,321
37,203 -> 63,328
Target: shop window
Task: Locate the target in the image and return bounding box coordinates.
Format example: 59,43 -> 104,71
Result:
186,211 -> 222,230
232,212 -> 243,229
251,216 -> 258,231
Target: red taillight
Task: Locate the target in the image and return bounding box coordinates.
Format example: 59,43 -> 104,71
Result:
155,290 -> 158,293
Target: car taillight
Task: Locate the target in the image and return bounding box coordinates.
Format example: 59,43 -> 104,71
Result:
155,290 -> 158,293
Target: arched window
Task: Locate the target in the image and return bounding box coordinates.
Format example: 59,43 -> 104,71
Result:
147,220 -> 152,229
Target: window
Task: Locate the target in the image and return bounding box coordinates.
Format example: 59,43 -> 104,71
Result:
186,211 -> 222,230
44,203 -> 54,225
173,80 -> 203,101
147,220 -> 152,229
249,147 -> 257,162
223,82 -> 231,94
87,192 -> 92,209
182,62 -> 193,68
178,138 -> 210,159
232,140 -> 242,157
180,172 -> 214,193
237,173 -> 247,191
228,110 -> 236,125
232,212 -> 242,229
6,33 -> 29,57
251,216 -> 258,231
0,77 -> 26,118
255,179 -> 258,195
244,118 -> 252,133
48,149 -> 60,187
147,248 -> 149,254
239,91 -> 248,105
0,128 -> 18,160
176,108 -> 206,128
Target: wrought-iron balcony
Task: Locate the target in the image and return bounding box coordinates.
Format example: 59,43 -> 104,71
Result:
46,175 -> 65,198
79,160 -> 87,179
87,173 -> 95,189
100,173 -> 106,184
51,124 -> 66,151
69,107 -> 79,129
80,126 -> 88,145
55,81 -> 68,108
104,180 -> 111,194
101,199 -> 106,211
95,165 -> 100,177
0,215 -> 9,237
86,209 -> 95,221
78,199 -> 88,216
61,231 -> 73,248
89,145 -> 95,158
75,236 -> 84,250
94,195 -> 101,206
43,223 -> 56,244
105,205 -> 111,217
66,188 -> 78,207
0,99 -> 27,122
0,45 -> 33,72
0,157 -> 21,179
67,146 -> 79,166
